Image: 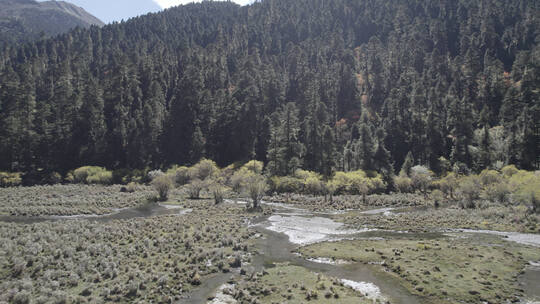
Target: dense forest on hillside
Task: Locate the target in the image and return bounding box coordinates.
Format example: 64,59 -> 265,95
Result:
0,0 -> 538,182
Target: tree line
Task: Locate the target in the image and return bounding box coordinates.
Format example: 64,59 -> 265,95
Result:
0,0 -> 538,184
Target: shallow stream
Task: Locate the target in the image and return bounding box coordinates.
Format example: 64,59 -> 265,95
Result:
1,200 -> 539,303
0,202 -> 191,224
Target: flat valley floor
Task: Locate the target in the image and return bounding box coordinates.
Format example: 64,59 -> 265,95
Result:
1,185 -> 539,304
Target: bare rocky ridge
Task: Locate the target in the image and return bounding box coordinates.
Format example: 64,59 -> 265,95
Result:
0,0 -> 103,46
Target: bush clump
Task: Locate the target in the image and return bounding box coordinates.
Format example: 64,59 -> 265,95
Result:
151,175 -> 173,201
326,170 -> 386,201
230,161 -> 267,209
72,166 -> 113,185
0,171 -> 22,187
410,165 -> 433,196
393,173 -> 413,193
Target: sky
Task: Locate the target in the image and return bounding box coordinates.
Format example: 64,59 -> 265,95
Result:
38,0 -> 253,24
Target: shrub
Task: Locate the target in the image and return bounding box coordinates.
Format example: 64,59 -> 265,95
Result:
485,182 -> 511,203
304,176 -> 324,195
508,170 -> 540,206
151,175 -> 173,201
190,159 -> 219,181
479,169 -> 502,186
393,173 -> 413,193
295,170 -> 323,194
270,176 -> 302,193
49,172 -> 63,184
452,162 -> 470,175
458,176 -> 482,208
173,166 -> 191,186
186,179 -> 205,199
73,166 -> 112,184
501,165 -> 519,177
65,172 -> 75,183
347,171 -> 371,198
410,165 -> 433,195
531,192 -> 540,214
327,170 -> 385,196
126,182 -> 139,193
230,172 -> 245,194
346,170 -> 369,195
243,160 -> 264,174
12,291 -> 30,304
230,161 -> 266,194
0,172 -> 22,187
219,164 -> 237,184
329,171 -> 353,194
148,170 -> 164,181
370,175 -> 386,193
244,174 -> 267,209
209,182 -> 227,205
73,167 -> 91,183
87,171 -> 113,185
431,189 -> 444,208
325,180 -> 340,201
112,168 -> 149,184
437,156 -> 452,174
436,172 -> 459,199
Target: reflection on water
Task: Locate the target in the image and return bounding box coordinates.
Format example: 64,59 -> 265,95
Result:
265,214 -> 368,244
520,262 -> 540,303
247,203 -> 425,304
1,198 -> 539,304
253,202 -> 540,304
360,207 -> 395,215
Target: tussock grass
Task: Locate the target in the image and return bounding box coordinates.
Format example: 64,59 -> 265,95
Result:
0,202 -> 256,302
0,184 -> 153,216
300,237 -> 540,304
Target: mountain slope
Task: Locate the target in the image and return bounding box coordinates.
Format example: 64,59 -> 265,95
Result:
0,0 -> 103,47
0,0 -> 538,177
53,0 -> 162,24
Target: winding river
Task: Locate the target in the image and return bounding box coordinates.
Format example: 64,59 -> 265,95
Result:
1,200 -> 539,303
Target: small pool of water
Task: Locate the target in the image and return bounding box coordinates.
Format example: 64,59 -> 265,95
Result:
520,262 -> 540,303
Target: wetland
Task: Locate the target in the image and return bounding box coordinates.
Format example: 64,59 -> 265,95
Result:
1,184 -> 539,304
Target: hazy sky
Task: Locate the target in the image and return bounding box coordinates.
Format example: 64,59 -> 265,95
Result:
38,0 -> 253,24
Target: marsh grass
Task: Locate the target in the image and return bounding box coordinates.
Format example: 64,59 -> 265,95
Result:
300,237 -> 540,304
268,193 -> 430,212
227,264 -> 373,303
342,202 -> 540,233
0,184 -> 154,216
0,202 -> 256,302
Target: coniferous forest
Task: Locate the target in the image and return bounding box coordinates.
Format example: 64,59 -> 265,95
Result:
0,0 -> 538,180
2,1 -> 540,303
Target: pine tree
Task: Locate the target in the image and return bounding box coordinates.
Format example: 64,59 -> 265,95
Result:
400,151 -> 414,176
355,114 -> 376,171
478,126 -> 491,170
321,125 -> 336,178
266,102 -> 305,176
75,75 -> 106,164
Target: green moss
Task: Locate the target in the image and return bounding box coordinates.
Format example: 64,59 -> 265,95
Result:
300,238 -> 540,304
239,264 -> 373,303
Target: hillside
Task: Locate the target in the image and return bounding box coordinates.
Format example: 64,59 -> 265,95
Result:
0,0 -> 538,179
0,0 -> 103,47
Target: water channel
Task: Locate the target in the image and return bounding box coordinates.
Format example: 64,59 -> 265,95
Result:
1,200 -> 539,303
